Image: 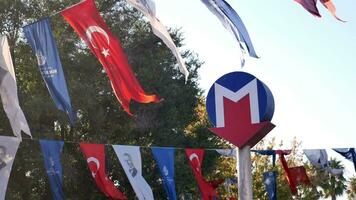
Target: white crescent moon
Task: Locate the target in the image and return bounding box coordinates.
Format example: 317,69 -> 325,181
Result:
189,153 -> 199,161
87,157 -> 100,177
85,26 -> 110,49
189,153 -> 201,171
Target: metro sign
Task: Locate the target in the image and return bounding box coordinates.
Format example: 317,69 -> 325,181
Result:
206,72 -> 275,148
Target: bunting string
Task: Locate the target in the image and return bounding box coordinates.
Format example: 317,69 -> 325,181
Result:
21,0 -> 87,29
18,136 -> 356,153
1,135 -> 355,200
20,137 -> 231,151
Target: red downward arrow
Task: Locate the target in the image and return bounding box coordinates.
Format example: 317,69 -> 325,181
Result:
209,95 -> 275,148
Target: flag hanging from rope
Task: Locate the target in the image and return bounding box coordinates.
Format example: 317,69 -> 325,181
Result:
0,36 -> 31,139
263,171 -> 277,200
303,149 -> 343,175
126,0 -> 189,81
276,150 -> 310,195
151,147 -> 177,200
200,0 -> 258,66
0,136 -> 20,200
334,148 -> 356,172
216,149 -> 237,158
23,18 -> 76,125
252,150 -> 277,166
185,149 -> 218,200
80,143 -> 127,200
288,166 -> 311,186
113,145 -> 154,200
61,0 -> 160,115
39,140 -> 66,200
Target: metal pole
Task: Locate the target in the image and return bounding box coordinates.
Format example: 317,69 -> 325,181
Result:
237,146 -> 253,200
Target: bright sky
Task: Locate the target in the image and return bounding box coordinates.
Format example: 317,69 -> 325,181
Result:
153,1 -> 356,188
154,0 -> 356,151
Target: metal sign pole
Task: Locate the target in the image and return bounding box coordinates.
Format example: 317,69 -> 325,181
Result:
237,146 -> 253,200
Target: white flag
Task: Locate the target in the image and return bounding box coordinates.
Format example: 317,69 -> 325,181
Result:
0,136 -> 20,200
303,149 -> 343,175
216,149 -> 237,158
0,36 -> 31,139
113,145 -> 154,200
126,0 -> 189,81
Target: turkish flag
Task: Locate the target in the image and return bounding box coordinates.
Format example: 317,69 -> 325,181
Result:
80,143 -> 127,199
185,149 -> 218,200
276,150 -> 310,195
61,0 -> 160,115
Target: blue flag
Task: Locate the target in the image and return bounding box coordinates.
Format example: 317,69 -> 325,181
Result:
201,0 -> 258,66
24,18 -> 75,124
151,147 -> 177,200
263,171 -> 277,200
252,150 -> 276,166
334,148 -> 356,172
39,140 -> 65,200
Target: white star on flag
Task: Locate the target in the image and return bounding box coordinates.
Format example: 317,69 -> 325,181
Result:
101,48 -> 110,57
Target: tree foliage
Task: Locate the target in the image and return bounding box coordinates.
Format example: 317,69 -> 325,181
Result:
347,176 -> 356,200
0,0 -> 231,199
318,159 -> 347,200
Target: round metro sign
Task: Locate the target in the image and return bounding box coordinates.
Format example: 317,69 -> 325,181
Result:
206,72 -> 275,148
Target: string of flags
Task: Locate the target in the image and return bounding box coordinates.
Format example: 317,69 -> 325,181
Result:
1,135 -> 356,200
0,0 -> 350,199
0,0 -> 347,139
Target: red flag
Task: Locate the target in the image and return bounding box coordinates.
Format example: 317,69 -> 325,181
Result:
294,0 -> 321,17
276,150 -> 310,195
208,179 -> 224,189
289,166 -> 311,186
61,0 -> 160,115
185,149 -> 217,200
294,0 -> 344,21
80,143 -> 127,200
320,0 -> 345,22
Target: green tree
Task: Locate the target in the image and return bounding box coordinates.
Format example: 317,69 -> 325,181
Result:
347,177 -> 356,200
319,159 -> 347,200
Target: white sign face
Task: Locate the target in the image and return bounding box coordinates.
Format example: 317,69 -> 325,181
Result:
214,78 -> 260,127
